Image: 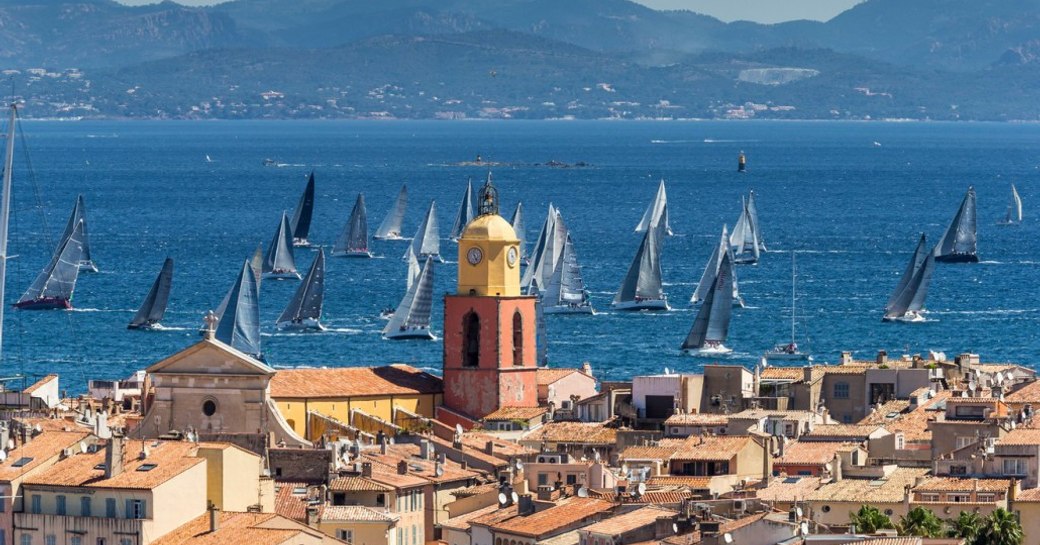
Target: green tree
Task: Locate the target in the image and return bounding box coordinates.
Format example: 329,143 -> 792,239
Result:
973,508 -> 1024,545
850,505 -> 894,534
898,506 -> 944,537
948,511 -> 983,541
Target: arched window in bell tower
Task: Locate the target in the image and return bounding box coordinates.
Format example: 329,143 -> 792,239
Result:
512,311 -> 524,366
463,311 -> 480,367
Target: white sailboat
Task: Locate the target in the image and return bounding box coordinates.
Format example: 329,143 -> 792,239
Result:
542,233 -> 594,314
128,257 -> 174,330
215,260 -> 263,359
681,251 -> 734,355
383,257 -> 435,340
262,212 -> 301,279
765,252 -> 811,361
521,204 -> 566,294
449,180 -> 475,241
634,179 -> 672,236
407,201 -> 442,262
613,224 -> 668,311
729,195 -> 762,265
375,184 -> 408,240
885,234 -> 935,323
934,186 -> 978,263
332,193 -> 372,258
277,248 -> 326,330
381,245 -> 420,321
510,202 -> 526,263
691,225 -> 744,307
57,195 -> 97,272
999,183 -> 1023,225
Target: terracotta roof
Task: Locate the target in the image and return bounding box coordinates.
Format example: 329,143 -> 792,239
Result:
760,368 -> 804,381
997,428 -> 1040,446
0,430 -> 91,482
581,506 -> 675,536
328,475 -> 393,492
646,476 -> 712,489
671,435 -> 752,462
728,410 -> 818,420
270,365 -> 442,398
1013,486 -> 1040,502
808,468 -> 930,503
23,375 -> 57,394
321,505 -> 398,523
361,443 -> 482,484
459,432 -> 533,458
820,365 -> 871,375
274,481 -> 321,523
151,512 -> 327,545
619,439 -> 687,461
776,441 -> 855,467
662,413 -> 728,426
469,503 -> 520,527
428,435 -> 509,469
755,476 -> 823,502
1005,381 -> 1040,404
803,424 -> 883,440
522,422 -> 617,446
537,368 -> 590,385
489,497 -> 612,538
592,491 -> 693,505
720,512 -> 769,534
439,503 -> 502,531
24,440 -> 205,490
858,391 -> 952,442
913,477 -> 1011,493
482,406 -> 548,421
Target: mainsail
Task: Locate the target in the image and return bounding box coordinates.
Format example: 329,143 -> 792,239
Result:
263,212 -> 299,277
511,202 -> 526,260
522,205 -> 567,294
934,186 -> 978,262
383,257 -> 435,339
215,260 -> 262,358
17,219 -> 85,308
375,184 -> 408,240
886,234 -> 928,313
290,172 -> 315,245
1004,184 -> 1023,224
692,225 -> 742,306
542,233 -> 592,312
729,196 -> 761,264
449,180 -> 475,241
682,251 -> 735,350
128,257 -> 173,329
57,195 -> 97,272
405,244 -> 420,290
613,224 -> 664,306
885,253 -> 936,320
278,248 -> 325,328
333,193 -> 371,257
746,190 -> 766,251
408,201 -> 441,261
634,179 -> 673,235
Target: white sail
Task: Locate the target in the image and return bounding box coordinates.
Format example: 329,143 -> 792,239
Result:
215,260 -> 262,358
543,233 -> 593,314
263,212 -> 299,278
1003,184 -> 1023,224
692,225 -> 743,306
634,179 -> 673,235
884,253 -> 935,321
886,234 -> 928,313
56,195 -> 97,272
18,219 -> 85,308
522,204 -> 564,294
746,190 -> 766,252
375,184 -> 408,240
729,196 -> 761,264
449,180 -> 475,241
405,244 -> 420,291
407,201 -> 441,261
613,224 -> 667,309
383,257 -> 435,340
333,193 -> 371,257
511,202 -> 526,260
682,251 -> 734,351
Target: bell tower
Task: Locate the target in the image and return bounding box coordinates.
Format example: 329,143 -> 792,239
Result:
442,174 -> 539,422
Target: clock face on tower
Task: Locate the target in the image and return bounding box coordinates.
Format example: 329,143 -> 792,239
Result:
466,247 -> 483,265
507,246 -> 518,267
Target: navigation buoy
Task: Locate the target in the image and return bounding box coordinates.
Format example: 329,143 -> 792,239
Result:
738,151 -> 747,173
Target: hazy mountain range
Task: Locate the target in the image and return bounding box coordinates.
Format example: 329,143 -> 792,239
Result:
3,0 -> 1040,120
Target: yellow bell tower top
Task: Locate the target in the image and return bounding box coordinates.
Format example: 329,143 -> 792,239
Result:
457,174 -> 522,297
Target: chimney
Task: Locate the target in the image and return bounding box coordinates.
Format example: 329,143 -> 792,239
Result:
803,366 -> 814,384
877,350 -> 888,365
840,351 -> 853,365
536,485 -> 553,502
518,494 -> 535,516
105,434 -> 124,479
362,462 -> 373,478
305,506 -> 319,528
397,460 -> 408,475
419,440 -> 432,461
380,436 -> 388,455
461,460 -> 468,470
830,455 -> 842,482
485,441 -> 494,456
208,504 -> 221,533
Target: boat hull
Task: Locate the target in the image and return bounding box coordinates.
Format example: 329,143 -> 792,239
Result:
277,318 -> 326,331
333,250 -> 373,258
79,261 -> 99,273
732,256 -> 758,265
127,321 -> 162,331
683,344 -> 733,357
385,327 -> 435,340
374,234 -> 406,241
292,238 -> 314,248
543,304 -> 595,315
882,312 -> 926,323
14,297 -> 72,310
263,270 -> 301,280
418,254 -> 444,263
613,299 -> 670,311
935,253 -> 979,263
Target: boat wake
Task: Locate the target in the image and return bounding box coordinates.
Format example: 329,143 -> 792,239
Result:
650,139 -> 698,144
703,139 -> 759,144
978,260 -> 1002,264
70,307 -> 130,313
148,325 -> 191,331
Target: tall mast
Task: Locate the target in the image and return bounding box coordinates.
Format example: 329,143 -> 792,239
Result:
790,252 -> 796,345
0,105 -> 15,360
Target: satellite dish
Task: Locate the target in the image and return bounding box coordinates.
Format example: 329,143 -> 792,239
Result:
498,493 -> 508,506
515,461 -> 524,472
637,482 -> 647,496
621,463 -> 629,475
671,523 -> 678,535
996,372 -> 1005,384
33,424 -> 41,434
969,380 -> 977,391
723,532 -> 733,544
593,449 -> 601,462
6,439 -> 13,450
455,424 -> 465,436
435,465 -> 445,477
511,491 -> 519,504
0,451 -> 7,462
577,487 -> 589,498
795,507 -> 803,518
800,522 -> 809,536
79,441 -> 88,454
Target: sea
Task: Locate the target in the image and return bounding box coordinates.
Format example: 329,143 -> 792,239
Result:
4,119 -> 1040,391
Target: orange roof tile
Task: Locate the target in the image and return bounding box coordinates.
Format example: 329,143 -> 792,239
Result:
760,368 -> 804,381
662,414 -> 728,426
646,476 -> 712,489
1005,381 -> 1040,405
459,432 -> 533,458
489,497 -> 612,538
24,439 -> 204,490
23,375 -> 57,394
776,441 -> 856,467
482,406 -> 548,421
755,476 -> 823,502
0,430 -> 91,482
619,439 -> 687,461
328,476 -> 393,492
803,424 -> 883,439
913,477 -> 1011,493
152,511 -> 329,545
270,365 -> 442,399
439,503 -> 502,531
536,368 -> 590,385
321,505 -> 398,523
671,435 -> 752,462
997,428 -> 1040,446
522,422 -> 617,446
274,481 -> 320,523
808,468 -> 929,503
581,506 -> 675,536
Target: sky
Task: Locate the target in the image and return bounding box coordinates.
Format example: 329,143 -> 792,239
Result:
116,0 -> 865,25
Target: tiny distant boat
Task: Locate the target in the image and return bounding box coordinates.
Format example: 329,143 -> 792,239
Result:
934,186 -> 978,263
15,219 -> 85,310
729,194 -> 762,264
682,251 -> 734,355
885,234 -> 935,323
449,179 -> 475,241
998,183 -> 1022,225
333,194 -> 372,258
383,257 -> 435,340
692,225 -> 744,308
205,154 -> 214,163
277,248 -> 326,330
738,151 -> 746,173
374,184 -> 408,240
522,204 -> 567,295
613,223 -> 668,311
542,233 -> 593,315
215,260 -> 263,359
262,212 -> 300,279
128,257 -> 173,330
407,201 -> 441,262
57,195 -> 97,272
765,253 -> 811,362
634,179 -> 673,236
510,201 -> 527,263
290,172 -> 316,247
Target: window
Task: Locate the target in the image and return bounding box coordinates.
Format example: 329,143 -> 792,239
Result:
920,493 -> 940,502
956,436 -> 975,449
950,465 -> 968,476
895,433 -> 905,450
1003,458 -> 1028,476
337,530 -> 353,543
537,473 -> 548,486
44,537 -> 54,545
30,495 -> 41,514
412,525 -> 417,545
566,474 -> 578,485
106,498 -> 117,518
125,499 -> 146,519
462,312 -> 480,367
0,529 -> 5,545
136,464 -> 158,472
81,496 -> 91,517
977,493 -> 996,502
376,493 -> 386,507
202,400 -> 217,417
833,382 -> 849,399
119,540 -> 132,545
11,458 -> 33,468
56,495 -> 66,516
512,311 -> 523,366
97,540 -> 106,545
71,538 -> 80,545
949,493 -> 970,503
19,535 -> 29,545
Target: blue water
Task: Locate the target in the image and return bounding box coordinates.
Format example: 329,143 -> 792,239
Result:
4,119 -> 1040,390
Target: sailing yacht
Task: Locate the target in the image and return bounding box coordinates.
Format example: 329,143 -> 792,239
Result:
375,184 -> 408,240
634,179 -> 673,236
765,253 -> 811,361
215,260 -> 263,359
289,172 -> 316,247
934,186 -> 978,263
510,202 -> 526,263
692,225 -> 744,307
15,219 -> 85,310
382,246 -> 420,320
681,251 -> 734,355
128,257 -> 174,330
383,257 -> 435,340
277,248 -> 326,330
999,184 -> 1023,225
746,190 -> 766,252
521,204 -> 561,294
262,212 -> 301,279
57,195 -> 97,272
333,194 -> 372,258
407,201 -> 442,262
613,224 -> 668,311
885,234 -> 935,322
449,180 -> 475,241
730,195 -> 762,264
542,233 -> 594,314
